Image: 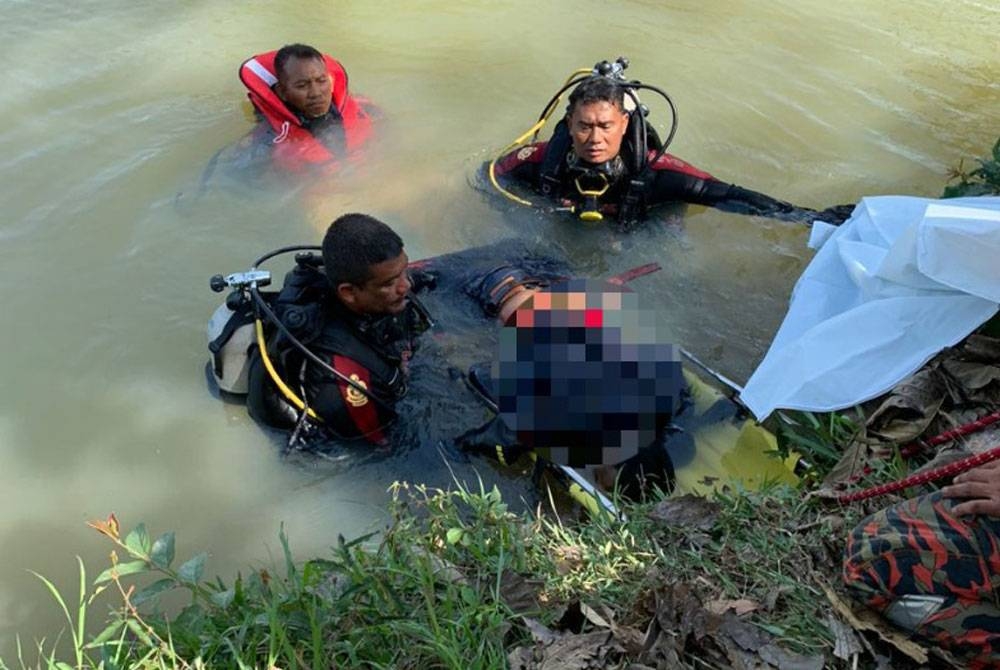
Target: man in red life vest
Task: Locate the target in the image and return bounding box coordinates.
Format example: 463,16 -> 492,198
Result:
239,43 -> 373,172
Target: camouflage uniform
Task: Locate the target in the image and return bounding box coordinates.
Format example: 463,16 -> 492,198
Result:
844,491 -> 1000,668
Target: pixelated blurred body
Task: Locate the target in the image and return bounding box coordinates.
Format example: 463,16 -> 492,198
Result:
219,219 -> 790,502
493,278 -> 683,488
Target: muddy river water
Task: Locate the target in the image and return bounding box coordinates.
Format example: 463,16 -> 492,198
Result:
0,0 -> 997,654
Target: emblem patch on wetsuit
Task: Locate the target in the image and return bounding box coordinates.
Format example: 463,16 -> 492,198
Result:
517,146 -> 538,161
346,374 -> 369,407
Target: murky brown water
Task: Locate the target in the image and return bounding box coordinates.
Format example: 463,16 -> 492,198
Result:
1,0 -> 997,655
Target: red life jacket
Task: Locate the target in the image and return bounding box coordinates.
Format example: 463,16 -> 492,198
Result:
239,51 -> 373,172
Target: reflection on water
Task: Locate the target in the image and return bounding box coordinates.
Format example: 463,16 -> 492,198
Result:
1,0 -> 997,655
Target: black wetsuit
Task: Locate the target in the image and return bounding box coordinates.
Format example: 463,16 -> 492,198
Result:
492,131 -> 845,229
243,240 -> 681,495
245,240 -> 567,446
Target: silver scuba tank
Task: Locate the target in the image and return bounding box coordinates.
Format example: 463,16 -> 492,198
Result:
207,303 -> 256,394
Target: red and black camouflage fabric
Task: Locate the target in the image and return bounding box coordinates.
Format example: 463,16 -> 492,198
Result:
844,491 -> 1000,668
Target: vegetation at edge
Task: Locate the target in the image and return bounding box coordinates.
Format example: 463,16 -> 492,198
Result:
942,137 -> 1000,197
5,476 -> 880,670
12,137 -> 1000,670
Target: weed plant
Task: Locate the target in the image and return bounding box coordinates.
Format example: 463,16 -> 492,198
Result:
9,477 -> 870,670
943,137 -> 1000,197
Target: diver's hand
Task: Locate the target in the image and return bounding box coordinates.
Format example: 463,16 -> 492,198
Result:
942,461 -> 1000,517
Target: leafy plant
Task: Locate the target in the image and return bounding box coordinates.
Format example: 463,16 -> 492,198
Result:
942,137 -> 1000,198
12,478 -> 914,670
772,409 -> 862,473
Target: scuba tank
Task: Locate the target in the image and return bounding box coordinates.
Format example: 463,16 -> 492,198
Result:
207,302 -> 256,394
207,270 -> 271,394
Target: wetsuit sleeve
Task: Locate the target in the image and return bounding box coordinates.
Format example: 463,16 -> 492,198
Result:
647,153 -> 826,224
490,142 -> 547,185
411,239 -> 571,318
309,355 -> 389,444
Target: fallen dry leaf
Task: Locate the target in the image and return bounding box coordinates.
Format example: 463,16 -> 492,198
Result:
522,617 -> 560,645
705,598 -> 759,617
579,602 -> 611,629
824,611 -> 863,661
821,583 -> 928,664
537,631 -> 620,670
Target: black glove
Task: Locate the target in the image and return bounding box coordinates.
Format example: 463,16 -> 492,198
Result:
454,417 -> 531,466
814,203 -> 856,226
723,184 -> 797,215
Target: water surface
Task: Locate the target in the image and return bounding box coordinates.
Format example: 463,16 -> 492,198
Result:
1,0 -> 997,654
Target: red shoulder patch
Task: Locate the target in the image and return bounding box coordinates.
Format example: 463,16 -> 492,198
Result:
332,354 -> 386,444
495,142 -> 548,175
648,151 -> 715,181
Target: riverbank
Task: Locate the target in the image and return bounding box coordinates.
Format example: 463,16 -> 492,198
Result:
11,141 -> 1000,670
10,475 -> 944,670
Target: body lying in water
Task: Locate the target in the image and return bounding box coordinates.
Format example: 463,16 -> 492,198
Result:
208,214 -> 796,500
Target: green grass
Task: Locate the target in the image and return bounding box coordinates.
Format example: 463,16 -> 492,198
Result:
8,478 -> 885,670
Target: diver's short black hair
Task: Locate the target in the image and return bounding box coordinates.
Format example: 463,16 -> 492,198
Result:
322,213 -> 404,288
567,77 -> 626,115
274,43 -> 324,79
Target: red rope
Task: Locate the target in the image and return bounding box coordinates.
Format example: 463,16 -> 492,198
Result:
607,262 -> 662,285
835,410 -> 1000,504
899,410 -> 1000,458
837,444 -> 1000,504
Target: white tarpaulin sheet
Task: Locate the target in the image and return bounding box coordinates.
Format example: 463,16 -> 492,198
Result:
739,195 -> 1000,420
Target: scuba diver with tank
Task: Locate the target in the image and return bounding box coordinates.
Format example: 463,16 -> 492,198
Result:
208,214 -> 429,446
205,213 -> 698,513
488,57 -> 850,230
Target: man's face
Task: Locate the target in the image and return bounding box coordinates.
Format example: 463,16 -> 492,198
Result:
567,100 -> 629,165
276,56 -> 333,119
339,252 -> 412,316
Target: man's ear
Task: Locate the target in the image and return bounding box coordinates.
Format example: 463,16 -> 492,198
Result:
275,81 -> 288,102
336,282 -> 357,307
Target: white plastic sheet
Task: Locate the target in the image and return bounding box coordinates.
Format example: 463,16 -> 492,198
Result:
739,195 -> 1000,420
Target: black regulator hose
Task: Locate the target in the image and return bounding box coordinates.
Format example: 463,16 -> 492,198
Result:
531,76 -> 679,174
627,82 -> 679,168
247,246 -> 396,415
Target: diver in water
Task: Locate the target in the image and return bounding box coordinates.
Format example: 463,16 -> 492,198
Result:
207,214 -> 684,499
210,214 -> 430,444
488,58 -> 850,231
238,43 -> 374,172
